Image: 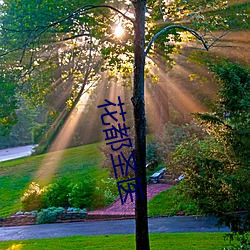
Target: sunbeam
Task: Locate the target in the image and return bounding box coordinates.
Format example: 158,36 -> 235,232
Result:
35,92 -> 90,184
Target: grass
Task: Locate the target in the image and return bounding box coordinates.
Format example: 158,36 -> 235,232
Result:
148,186 -> 199,217
0,140 -> 198,218
0,233 -> 231,250
0,142 -> 105,217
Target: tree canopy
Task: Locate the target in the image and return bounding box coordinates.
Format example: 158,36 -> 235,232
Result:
1,0 -> 247,134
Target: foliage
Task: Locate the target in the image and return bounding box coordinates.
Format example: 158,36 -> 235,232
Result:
32,123 -> 48,144
167,61 -> 250,233
223,232 -> 250,250
0,75 -> 18,136
20,182 -> 45,212
98,137 -> 136,179
92,177 -> 119,208
36,206 -> 64,224
0,0 -> 241,135
0,142 -> 103,217
22,177 -> 111,211
0,104 -> 45,149
43,178 -> 71,208
67,207 -> 86,213
68,179 -> 94,209
208,2 -> 250,30
146,122 -> 206,171
168,135 -> 240,211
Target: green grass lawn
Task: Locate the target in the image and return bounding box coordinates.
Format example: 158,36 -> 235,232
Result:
0,140 -> 197,218
0,233 -> 231,250
0,143 -> 105,217
148,186 -> 199,217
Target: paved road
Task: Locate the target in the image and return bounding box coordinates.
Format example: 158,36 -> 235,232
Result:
0,145 -> 37,162
0,216 -> 229,241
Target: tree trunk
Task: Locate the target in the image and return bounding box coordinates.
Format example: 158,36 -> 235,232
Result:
132,1 -> 150,250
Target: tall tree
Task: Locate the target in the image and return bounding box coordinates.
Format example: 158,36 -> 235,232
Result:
0,1 -> 245,249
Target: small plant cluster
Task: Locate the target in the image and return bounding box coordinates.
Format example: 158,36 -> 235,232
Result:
223,233 -> 250,250
36,206 -> 87,224
36,206 -> 65,224
92,178 -> 119,209
15,207 -> 87,224
20,182 -> 44,211
21,177 -> 119,213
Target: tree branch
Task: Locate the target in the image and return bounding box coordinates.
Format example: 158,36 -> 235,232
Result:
0,4 -> 134,57
145,25 -> 210,56
37,4 -> 134,31
1,4 -> 134,34
205,30 -> 230,49
83,5 -> 134,23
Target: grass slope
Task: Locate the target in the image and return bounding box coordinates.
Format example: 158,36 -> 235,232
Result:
0,141 -> 199,218
0,143 -> 104,217
148,186 -> 199,217
0,233 -> 230,250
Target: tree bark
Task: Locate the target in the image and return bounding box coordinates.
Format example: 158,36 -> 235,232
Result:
132,1 -> 150,250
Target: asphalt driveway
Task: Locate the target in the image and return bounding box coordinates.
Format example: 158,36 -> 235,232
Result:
0,216 -> 230,241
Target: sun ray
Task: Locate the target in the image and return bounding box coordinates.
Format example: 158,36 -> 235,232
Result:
35,92 -> 90,184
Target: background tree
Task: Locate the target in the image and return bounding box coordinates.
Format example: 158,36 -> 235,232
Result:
168,60 -> 250,233
0,73 -> 18,136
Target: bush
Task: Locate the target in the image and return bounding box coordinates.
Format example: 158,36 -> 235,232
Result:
167,135 -> 247,215
223,233 -> 250,250
36,206 -> 64,224
147,122 -> 206,172
22,176 -> 118,212
21,182 -> 45,211
32,123 -> 47,144
98,136 -> 136,179
92,178 -> 119,209
146,140 -> 159,171
67,207 -> 86,213
43,177 -> 71,208
68,179 -> 94,209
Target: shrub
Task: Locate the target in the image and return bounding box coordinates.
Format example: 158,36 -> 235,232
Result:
68,180 -> 94,209
43,177 -> 71,208
36,206 -> 64,224
147,122 -> 206,172
67,207 -> 86,213
21,182 -> 45,211
32,123 -> 47,144
92,178 -> 119,208
146,140 -> 159,171
22,176 -> 118,212
223,233 -> 250,250
98,135 -> 136,179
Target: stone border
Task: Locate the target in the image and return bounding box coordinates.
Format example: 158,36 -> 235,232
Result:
0,212 -> 87,227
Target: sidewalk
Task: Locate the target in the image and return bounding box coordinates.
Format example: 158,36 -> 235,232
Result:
88,184 -> 171,219
0,145 -> 37,162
